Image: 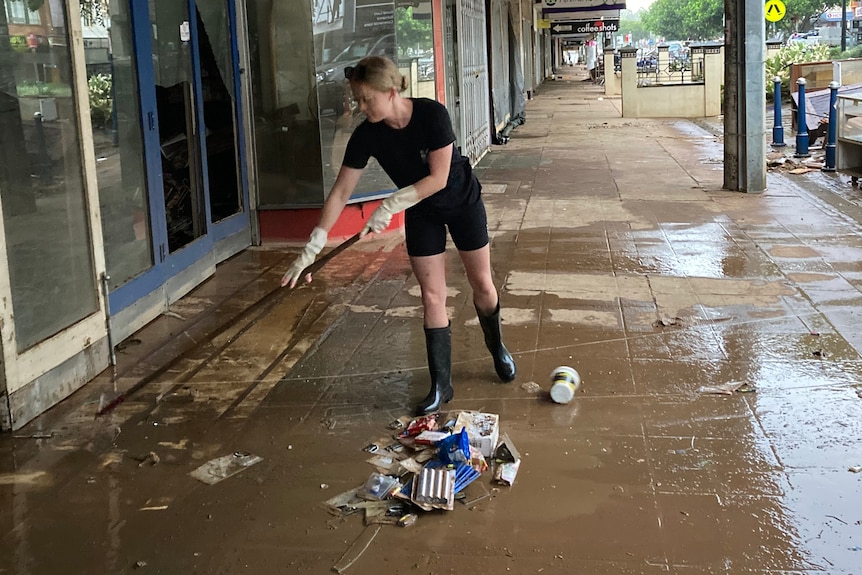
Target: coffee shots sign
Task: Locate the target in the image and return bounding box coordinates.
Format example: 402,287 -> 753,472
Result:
550,19 -> 619,35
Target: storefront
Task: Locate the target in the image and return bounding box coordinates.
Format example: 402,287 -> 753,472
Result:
1,0 -> 253,429
0,0 -> 445,430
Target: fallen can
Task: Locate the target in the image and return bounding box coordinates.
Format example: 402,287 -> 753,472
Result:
550,366 -> 581,404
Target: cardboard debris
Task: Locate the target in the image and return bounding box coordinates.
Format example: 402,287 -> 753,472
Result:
322,487 -> 364,516
363,501 -> 408,525
493,459 -> 521,486
325,408 -> 518,534
366,454 -> 398,474
494,433 -> 520,463
411,467 -> 455,511
393,457 -> 423,474
454,411 -> 500,458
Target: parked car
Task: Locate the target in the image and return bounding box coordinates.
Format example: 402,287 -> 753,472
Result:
637,50 -> 657,72
787,31 -> 820,46
315,33 -> 396,116
317,36 -> 394,92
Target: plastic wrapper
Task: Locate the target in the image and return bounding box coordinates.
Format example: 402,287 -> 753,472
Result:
436,428 -> 471,466
398,413 -> 440,438
359,472 -> 400,501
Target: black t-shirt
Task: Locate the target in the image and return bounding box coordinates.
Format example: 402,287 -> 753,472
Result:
342,97 -> 481,214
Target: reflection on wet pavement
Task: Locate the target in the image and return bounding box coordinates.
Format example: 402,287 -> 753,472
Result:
2,75 -> 862,574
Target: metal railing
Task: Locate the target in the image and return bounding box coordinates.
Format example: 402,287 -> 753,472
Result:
636,51 -> 705,87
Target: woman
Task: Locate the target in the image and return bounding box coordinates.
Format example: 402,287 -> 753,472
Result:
281,55 -> 516,415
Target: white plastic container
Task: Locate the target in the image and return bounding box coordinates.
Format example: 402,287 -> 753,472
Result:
550,366 -> 581,404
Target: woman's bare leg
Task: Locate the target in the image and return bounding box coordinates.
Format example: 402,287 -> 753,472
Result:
410,253 -> 449,328
457,244 -> 499,314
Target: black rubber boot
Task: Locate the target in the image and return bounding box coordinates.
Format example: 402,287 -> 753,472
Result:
476,303 -> 516,382
415,324 -> 453,416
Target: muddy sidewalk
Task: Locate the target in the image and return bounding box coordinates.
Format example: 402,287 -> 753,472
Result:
2,75 -> 862,574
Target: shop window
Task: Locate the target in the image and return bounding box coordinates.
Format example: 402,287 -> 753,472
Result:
84,1 -> 153,290
247,0 -> 325,207
247,0 -> 435,207
0,0 -> 99,351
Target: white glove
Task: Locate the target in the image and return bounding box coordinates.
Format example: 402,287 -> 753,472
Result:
281,227 -> 328,288
362,185 -> 421,235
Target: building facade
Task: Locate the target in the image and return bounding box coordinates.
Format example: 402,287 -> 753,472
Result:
0,0 -> 543,430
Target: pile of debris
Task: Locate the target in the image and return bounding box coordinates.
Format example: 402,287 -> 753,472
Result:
322,410 -> 521,528
767,149 -> 826,174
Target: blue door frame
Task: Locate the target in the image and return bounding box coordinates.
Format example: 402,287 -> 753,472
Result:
108,0 -> 249,314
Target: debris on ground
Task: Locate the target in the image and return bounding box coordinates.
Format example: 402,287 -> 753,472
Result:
189,451 -> 262,485
332,524 -> 381,574
454,411 -> 499,457
161,310 -> 186,321
849,466 -> 862,473
653,316 -> 683,328
137,451 -> 160,468
520,381 -> 542,394
493,459 -> 521,486
11,432 -> 54,440
321,417 -> 337,430
697,381 -> 756,395
321,409 -> 522,570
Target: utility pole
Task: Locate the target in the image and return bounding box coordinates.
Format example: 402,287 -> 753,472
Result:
723,0 -> 767,192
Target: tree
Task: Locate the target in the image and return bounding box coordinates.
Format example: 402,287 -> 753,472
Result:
79,0 -> 109,25
619,13 -> 650,44
642,0 -> 724,40
779,0 -> 827,35
641,0 -> 827,40
395,7 -> 432,57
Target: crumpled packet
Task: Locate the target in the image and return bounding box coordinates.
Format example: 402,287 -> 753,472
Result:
436,428 -> 471,467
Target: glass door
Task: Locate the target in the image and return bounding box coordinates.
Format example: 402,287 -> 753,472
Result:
150,0 -> 208,253
149,0 -> 248,252
196,1 -> 246,230
102,0 -> 249,316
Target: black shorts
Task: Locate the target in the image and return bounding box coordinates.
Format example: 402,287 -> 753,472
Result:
404,198 -> 489,257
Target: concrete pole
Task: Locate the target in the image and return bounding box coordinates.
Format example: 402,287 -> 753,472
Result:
657,44 -> 669,83
702,44 -> 723,117
619,46 -> 638,117
723,0 -> 767,192
604,51 -> 619,96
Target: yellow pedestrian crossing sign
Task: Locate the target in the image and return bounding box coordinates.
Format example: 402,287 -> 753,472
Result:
765,0 -> 786,22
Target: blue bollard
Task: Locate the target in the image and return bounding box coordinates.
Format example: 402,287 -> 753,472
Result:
772,76 -> 786,147
823,81 -> 840,172
795,78 -> 811,158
